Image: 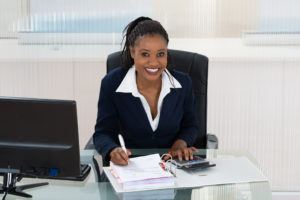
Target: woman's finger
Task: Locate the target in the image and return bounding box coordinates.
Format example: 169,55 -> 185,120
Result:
183,148 -> 189,161
119,151 -> 129,163
176,150 -> 183,161
188,148 -> 194,160
191,146 -> 198,152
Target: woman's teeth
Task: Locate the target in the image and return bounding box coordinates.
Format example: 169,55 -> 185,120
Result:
145,68 -> 159,72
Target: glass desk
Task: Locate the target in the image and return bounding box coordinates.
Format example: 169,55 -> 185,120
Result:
1,149 -> 271,200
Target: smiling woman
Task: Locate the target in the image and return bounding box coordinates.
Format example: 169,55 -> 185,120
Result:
93,17 -> 199,166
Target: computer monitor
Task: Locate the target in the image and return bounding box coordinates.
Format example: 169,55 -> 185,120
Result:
0,97 -> 81,198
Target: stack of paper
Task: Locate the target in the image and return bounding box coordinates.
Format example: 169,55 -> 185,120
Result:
107,154 -> 174,191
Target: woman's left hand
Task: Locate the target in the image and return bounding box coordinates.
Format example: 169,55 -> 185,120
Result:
165,139 -> 198,161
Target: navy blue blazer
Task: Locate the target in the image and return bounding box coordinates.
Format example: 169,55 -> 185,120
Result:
93,67 -> 199,160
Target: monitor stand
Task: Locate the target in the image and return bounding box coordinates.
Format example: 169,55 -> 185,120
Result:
0,173 -> 48,198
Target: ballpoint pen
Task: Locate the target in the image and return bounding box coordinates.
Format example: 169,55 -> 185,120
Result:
118,134 -> 127,155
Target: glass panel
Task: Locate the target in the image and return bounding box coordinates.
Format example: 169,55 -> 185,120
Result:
258,0 -> 300,32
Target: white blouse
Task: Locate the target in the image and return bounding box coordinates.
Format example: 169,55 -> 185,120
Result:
115,66 -> 182,131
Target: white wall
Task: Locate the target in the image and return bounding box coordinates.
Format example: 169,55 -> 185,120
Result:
272,192 -> 300,200
208,59 -> 300,191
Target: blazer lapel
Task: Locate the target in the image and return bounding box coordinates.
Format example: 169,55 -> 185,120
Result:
118,93 -> 153,134
157,89 -> 180,131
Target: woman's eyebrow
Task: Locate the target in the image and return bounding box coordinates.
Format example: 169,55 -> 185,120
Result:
139,49 -> 150,52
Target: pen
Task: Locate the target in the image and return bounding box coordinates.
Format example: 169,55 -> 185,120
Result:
118,134 -> 127,155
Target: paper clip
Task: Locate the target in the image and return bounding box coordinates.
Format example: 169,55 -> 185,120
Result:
160,154 -> 177,177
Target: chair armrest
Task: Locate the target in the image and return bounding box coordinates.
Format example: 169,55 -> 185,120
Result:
92,154 -> 103,182
207,133 -> 218,149
84,137 -> 95,150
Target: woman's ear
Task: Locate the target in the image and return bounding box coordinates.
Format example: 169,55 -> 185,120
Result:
129,46 -> 135,59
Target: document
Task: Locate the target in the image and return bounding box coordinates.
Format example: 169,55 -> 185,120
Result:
104,156 -> 268,193
107,154 -> 174,191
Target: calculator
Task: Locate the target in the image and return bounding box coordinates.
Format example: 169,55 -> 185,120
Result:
172,156 -> 215,169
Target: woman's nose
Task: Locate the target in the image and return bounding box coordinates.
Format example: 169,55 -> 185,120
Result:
148,56 -> 159,66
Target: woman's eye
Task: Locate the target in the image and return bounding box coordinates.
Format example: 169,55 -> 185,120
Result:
142,52 -> 149,57
158,52 -> 165,57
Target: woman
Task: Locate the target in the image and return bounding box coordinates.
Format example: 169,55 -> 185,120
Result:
93,17 -> 199,166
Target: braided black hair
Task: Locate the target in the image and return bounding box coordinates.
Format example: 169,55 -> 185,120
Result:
121,16 -> 173,70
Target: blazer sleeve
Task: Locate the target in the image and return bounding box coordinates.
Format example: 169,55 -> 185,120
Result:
176,75 -> 199,147
93,77 -> 119,160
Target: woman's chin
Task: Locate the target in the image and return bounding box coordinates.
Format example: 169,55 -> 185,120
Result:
144,73 -> 162,82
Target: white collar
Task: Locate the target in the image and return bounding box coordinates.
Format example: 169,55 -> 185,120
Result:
116,65 -> 182,95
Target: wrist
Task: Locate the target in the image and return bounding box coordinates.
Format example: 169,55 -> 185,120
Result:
171,139 -> 187,150
175,139 -> 187,146
109,147 -> 119,158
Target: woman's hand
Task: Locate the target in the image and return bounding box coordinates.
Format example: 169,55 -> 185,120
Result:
110,147 -> 132,166
165,139 -> 198,161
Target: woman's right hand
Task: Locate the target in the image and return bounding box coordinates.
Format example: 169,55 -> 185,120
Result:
109,147 -> 131,166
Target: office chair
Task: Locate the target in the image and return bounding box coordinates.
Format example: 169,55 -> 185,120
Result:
85,49 -> 218,181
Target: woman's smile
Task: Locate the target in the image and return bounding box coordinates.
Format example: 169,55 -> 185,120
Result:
144,67 -> 161,75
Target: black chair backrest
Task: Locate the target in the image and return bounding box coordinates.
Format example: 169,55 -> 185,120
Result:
106,49 -> 208,148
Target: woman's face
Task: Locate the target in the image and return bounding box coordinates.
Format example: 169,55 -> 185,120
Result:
130,34 -> 167,83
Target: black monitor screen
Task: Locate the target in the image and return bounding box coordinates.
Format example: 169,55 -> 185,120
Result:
0,97 -> 80,178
